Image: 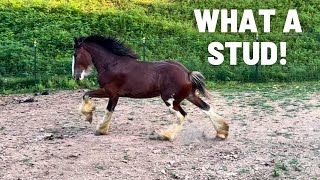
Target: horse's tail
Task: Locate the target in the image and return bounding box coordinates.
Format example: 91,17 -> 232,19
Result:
189,71 -> 211,99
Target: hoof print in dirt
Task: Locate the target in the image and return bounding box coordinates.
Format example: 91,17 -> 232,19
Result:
42,133 -> 63,140
66,153 -> 81,159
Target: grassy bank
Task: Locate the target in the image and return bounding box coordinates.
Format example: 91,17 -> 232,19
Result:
0,0 -> 319,93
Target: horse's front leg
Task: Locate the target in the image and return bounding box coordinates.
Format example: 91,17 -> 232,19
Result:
95,97 -> 119,136
80,88 -> 108,123
83,88 -> 109,98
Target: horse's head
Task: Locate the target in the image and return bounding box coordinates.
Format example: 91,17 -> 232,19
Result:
72,37 -> 93,81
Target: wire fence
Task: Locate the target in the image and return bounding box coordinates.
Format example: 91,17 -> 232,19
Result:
0,33 -> 319,91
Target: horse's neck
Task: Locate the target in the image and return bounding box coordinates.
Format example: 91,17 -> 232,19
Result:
84,44 -> 116,74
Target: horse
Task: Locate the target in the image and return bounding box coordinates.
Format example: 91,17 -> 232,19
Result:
72,35 -> 229,141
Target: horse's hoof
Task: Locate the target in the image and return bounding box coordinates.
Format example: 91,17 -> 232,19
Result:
148,131 -> 159,140
148,131 -> 171,141
85,116 -> 93,124
94,130 -> 106,136
215,121 -> 229,140
215,132 -> 228,140
94,131 -> 100,136
148,131 -> 163,140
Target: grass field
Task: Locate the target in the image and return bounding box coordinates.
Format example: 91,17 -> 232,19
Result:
0,0 -> 319,93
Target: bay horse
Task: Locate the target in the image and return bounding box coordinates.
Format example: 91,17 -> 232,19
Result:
72,35 -> 229,141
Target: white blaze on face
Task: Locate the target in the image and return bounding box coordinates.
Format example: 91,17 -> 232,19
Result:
72,55 -> 75,76
80,70 -> 86,80
79,68 -> 92,80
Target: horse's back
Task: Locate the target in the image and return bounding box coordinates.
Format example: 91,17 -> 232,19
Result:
114,60 -> 192,98
145,60 -> 190,75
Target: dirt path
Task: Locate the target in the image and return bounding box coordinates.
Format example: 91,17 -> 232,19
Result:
0,89 -> 319,179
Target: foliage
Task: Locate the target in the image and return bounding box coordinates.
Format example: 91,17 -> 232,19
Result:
0,0 -> 319,93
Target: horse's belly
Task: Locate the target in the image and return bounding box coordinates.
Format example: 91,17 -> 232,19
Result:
119,73 -> 161,98
118,85 -> 161,98
122,90 -> 160,98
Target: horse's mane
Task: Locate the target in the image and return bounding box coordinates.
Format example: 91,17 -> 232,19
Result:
79,35 -> 139,59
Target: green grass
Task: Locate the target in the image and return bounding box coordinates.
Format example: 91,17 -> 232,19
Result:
289,159 -> 302,172
0,0 -> 319,87
0,75 -> 96,94
272,159 -> 303,177
272,161 -> 288,177
22,157 -> 34,167
207,81 -> 319,116
209,81 -> 320,99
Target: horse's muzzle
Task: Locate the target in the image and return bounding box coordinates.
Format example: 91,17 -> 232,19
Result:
73,75 -> 81,83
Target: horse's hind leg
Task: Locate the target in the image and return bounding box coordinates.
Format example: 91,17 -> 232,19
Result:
187,95 -> 229,139
94,97 -> 119,136
154,98 -> 187,141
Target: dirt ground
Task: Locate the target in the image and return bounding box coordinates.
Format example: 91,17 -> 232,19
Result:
0,88 -> 319,180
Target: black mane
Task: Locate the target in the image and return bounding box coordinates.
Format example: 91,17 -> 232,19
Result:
79,35 -> 139,59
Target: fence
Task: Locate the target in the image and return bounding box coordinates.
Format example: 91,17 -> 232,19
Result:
1,33 -> 320,92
